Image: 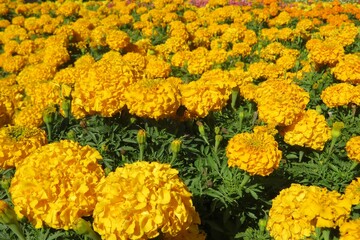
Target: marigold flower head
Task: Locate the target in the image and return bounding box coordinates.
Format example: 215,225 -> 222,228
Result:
13,105 -> 44,128
254,80 -> 310,126
72,51 -> 136,118
320,83 -> 354,108
180,70 -> 232,118
145,55 -> 171,79
0,125 -> 47,169
345,136 -> 360,163
267,184 -> 352,240
9,140 -> 104,230
281,110 -> 331,151
106,29 -> 130,51
124,77 -> 182,119
339,218 -> 360,240
331,54 -> 360,84
306,39 -> 344,66
343,177 -> 360,206
226,131 -> 282,176
93,161 -> 200,240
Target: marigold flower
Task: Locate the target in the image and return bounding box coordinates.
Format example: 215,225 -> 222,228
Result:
124,77 -> 182,119
180,70 -> 232,118
320,83 -> 354,108
306,39 -> 344,66
93,161 -> 201,240
226,130 -> 282,176
0,125 -> 47,169
346,136 -> 360,163
9,140 -> 104,230
343,177 -> 360,206
267,184 -> 352,240
106,29 -> 130,51
339,218 -> 360,240
281,110 -> 331,151
331,54 -> 360,84
72,51 -> 136,118
254,80 -> 310,126
145,55 -> 171,79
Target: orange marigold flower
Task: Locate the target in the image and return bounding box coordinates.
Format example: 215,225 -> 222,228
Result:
267,184 -> 352,240
106,29 -> 130,51
306,39 -> 344,66
281,109 -> 331,151
339,219 -> 360,240
226,130 -> 282,176
346,136 -> 360,163
331,54 -> 360,84
9,140 -> 104,230
254,80 -> 310,126
320,83 -> 355,108
93,161 -> 201,240
0,125 -> 47,169
124,77 -> 182,119
145,55 -> 171,79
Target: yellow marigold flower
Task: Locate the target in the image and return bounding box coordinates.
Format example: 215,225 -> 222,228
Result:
93,161 -> 201,240
346,136 -> 360,163
331,54 -> 360,84
228,67 -> 253,88
228,42 -> 252,58
239,83 -> 258,101
340,219 -> 360,240
343,177 -> 360,206
268,11 -> 291,27
43,45 -> 70,68
1,55 -> 27,73
180,70 -> 232,118
187,47 -> 212,75
145,55 -> 171,79
124,77 -> 182,119
106,29 -> 130,51
254,80 -> 310,126
247,61 -> 268,80
260,42 -> 285,62
162,223 -> 206,240
13,105 -> 45,128
320,83 -> 354,108
267,184 -> 352,240
281,110 -> 331,151
306,39 -> 344,66
319,23 -> 358,47
89,26 -> 108,47
72,51 -> 136,118
226,130 -> 282,176
56,1 -> 80,17
16,63 -> 57,87
352,85 -> 360,106
0,125 -> 47,169
171,50 -> 192,68
9,140 -> 104,230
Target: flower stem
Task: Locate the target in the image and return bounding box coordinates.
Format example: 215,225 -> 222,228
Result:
8,223 -> 26,240
45,122 -> 52,142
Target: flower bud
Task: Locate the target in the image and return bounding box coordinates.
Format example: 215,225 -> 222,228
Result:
215,126 -> 221,135
0,200 -> 18,225
170,139 -> 182,155
137,129 -> 146,145
331,121 -> 345,139
62,99 -> 71,118
73,218 -> 101,240
196,121 -> 205,137
42,105 -> 56,124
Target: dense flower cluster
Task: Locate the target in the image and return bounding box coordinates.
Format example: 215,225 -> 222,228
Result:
9,140 -> 104,230
345,136 -> 360,162
267,184 -> 352,240
281,109 -> 331,150
0,125 -> 47,169
331,54 -> 360,84
93,161 -> 201,240
226,129 -> 282,176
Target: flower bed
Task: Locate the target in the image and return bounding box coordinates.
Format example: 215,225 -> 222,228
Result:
0,0 -> 360,239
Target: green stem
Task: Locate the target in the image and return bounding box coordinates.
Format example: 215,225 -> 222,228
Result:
8,223 -> 25,240
170,152 -> 177,165
45,122 -> 52,142
139,143 -> 145,161
325,138 -> 337,162
231,88 -> 239,110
